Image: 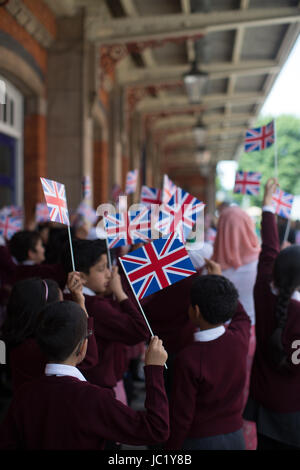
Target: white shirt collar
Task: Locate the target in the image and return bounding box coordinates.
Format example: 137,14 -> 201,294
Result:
270,283 -> 300,302
21,260 -> 35,266
194,325 -> 226,342
82,286 -> 96,296
45,363 -> 86,381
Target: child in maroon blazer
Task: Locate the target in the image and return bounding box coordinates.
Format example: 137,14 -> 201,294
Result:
2,273 -> 98,391
243,178 -> 300,450
9,230 -> 66,289
0,300 -> 169,450
165,261 -> 251,450
62,239 -> 150,390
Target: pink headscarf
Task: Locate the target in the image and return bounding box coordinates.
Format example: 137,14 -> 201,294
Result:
212,206 -> 260,271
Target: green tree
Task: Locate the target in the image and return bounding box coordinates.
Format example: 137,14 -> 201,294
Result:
228,115 -> 300,206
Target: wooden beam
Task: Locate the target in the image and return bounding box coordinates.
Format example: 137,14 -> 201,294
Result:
137,92 -> 264,113
87,7 -> 300,43
118,60 -> 278,84
152,112 -> 255,130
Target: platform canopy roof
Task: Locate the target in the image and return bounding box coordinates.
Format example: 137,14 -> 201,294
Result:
44,0 -> 300,175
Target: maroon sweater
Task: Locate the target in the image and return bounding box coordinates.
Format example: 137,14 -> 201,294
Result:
165,303 -> 250,449
0,365 -> 169,450
12,263 -> 67,290
249,211 -> 300,412
8,317 -> 98,392
140,274 -> 199,354
82,295 -> 150,389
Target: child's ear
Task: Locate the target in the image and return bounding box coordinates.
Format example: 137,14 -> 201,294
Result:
194,305 -> 201,319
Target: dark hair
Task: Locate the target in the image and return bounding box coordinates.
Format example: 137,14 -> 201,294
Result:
61,238 -> 107,274
35,300 -> 87,362
190,274 -> 239,324
269,245 -> 300,369
2,278 -> 60,347
9,230 -> 42,263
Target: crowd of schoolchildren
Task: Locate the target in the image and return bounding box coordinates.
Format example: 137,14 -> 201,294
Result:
0,177 -> 299,450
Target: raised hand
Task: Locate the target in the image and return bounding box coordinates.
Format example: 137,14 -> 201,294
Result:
263,178 -> 278,207
145,336 -> 168,366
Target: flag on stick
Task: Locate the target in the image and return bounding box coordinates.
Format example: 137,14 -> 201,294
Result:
140,186 -> 162,208
35,203 -> 50,223
0,214 -> 22,240
233,171 -> 262,196
271,188 -> 294,219
125,169 -> 138,195
156,187 -> 205,243
162,174 -> 177,204
82,176 -> 91,200
40,177 -> 75,270
244,120 -> 275,153
119,233 -> 196,301
104,208 -> 152,248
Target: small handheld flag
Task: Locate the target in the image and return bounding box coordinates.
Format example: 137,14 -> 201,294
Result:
104,208 -> 152,248
244,120 -> 275,153
125,169 -> 138,195
0,215 -> 22,240
234,171 -> 262,196
271,188 -> 294,219
162,174 -> 177,204
82,176 -> 91,200
140,186 -> 162,208
157,187 -> 205,243
119,233 -> 196,301
40,178 -> 70,225
40,177 -> 75,270
35,203 -> 50,223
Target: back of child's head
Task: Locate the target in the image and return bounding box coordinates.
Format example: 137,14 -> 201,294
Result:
2,278 -> 60,347
190,274 -> 239,324
9,230 -> 42,263
61,238 -> 107,274
35,300 -> 87,363
269,245 -> 300,369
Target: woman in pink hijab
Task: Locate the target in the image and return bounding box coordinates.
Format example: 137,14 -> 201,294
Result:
212,205 -> 260,451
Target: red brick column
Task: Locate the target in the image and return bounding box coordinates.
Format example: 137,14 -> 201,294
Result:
24,113 -> 47,223
93,140 -> 109,208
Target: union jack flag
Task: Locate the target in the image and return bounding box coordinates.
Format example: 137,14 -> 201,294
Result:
0,205 -> 23,219
271,188 -> 294,219
104,208 -> 152,248
111,184 -> 123,202
119,233 -> 196,300
244,120 -> 275,153
40,177 -> 70,225
162,174 -> 177,204
157,187 -> 205,243
0,214 -> 22,240
82,176 -> 91,200
35,203 -> 50,223
76,201 -> 98,225
125,169 -> 138,195
234,171 -> 262,195
140,186 -> 162,208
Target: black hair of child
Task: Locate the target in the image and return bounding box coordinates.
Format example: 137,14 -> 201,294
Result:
61,238 -> 107,274
2,278 -> 60,347
9,231 -> 42,263
269,245 -> 300,369
35,300 -> 87,363
190,274 -> 239,325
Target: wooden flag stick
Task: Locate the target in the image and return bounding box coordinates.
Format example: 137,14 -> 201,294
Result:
67,224 -> 76,272
119,257 -> 168,370
283,218 -> 291,244
274,119 -> 278,181
105,237 -> 112,271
